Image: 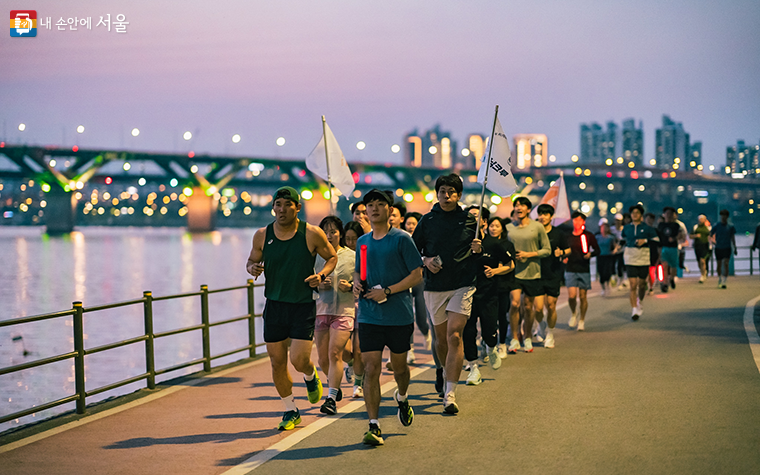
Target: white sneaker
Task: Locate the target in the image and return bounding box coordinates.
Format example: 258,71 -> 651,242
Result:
407,349 -> 415,364
487,346 -> 502,370
577,320 -> 585,331
568,313 -> 578,328
496,343 -> 508,359
353,385 -> 364,398
344,364 -> 354,385
443,392 -> 459,414
544,330 -> 555,349
466,365 -> 482,385
425,332 -> 432,350
508,339 -> 521,354
532,325 -> 544,343
524,338 -> 534,353
631,307 -> 640,321
699,274 -> 706,283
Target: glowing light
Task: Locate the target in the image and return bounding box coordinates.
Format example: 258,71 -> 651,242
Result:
491,195 -> 502,205
76,181 -> 84,190
425,191 -> 435,203
670,171 -> 676,178
138,178 -> 146,186
571,155 -> 579,162
276,137 -> 286,146
616,157 -> 624,164
183,131 -> 192,141
677,208 -> 683,214
649,159 -> 657,166
188,151 -> 195,158
579,182 -> 586,190
40,200 -> 47,208
605,158 -> 613,166
232,134 -> 241,143
462,149 -> 471,157
323,190 -> 331,200
390,144 -> 401,153
673,164 -> 679,170
549,155 -> 556,162
403,193 -> 414,203
356,141 -> 366,150
183,187 -> 193,196
525,177 -> 533,184
105,177 -> 113,185
77,125 -> 85,134
170,178 -> 178,187
638,185 -> 645,191
627,162 -> 635,168
123,162 -> 131,171
631,171 -> 639,179
574,167 -> 582,175
190,165 -> 199,174
428,146 -> 438,154
607,183 -> 614,191
18,123 -> 26,131
725,166 -> 731,174
243,206 -> 251,215
396,188 -> 404,197
583,169 -> 591,176
41,183 -> 51,192
690,161 -> 696,168
207,186 -> 217,196
674,157 -> 680,164
302,190 -> 313,200
49,159 -> 56,167
131,128 -> 140,137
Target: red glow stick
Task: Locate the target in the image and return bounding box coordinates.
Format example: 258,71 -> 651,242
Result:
580,234 -> 588,254
360,245 -> 367,281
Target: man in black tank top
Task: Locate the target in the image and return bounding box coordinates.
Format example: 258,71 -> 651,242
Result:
246,186 -> 337,431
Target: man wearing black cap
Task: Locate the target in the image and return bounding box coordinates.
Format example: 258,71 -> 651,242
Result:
352,188 -> 423,446
246,186 -> 338,431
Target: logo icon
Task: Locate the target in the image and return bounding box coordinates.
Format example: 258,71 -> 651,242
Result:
10,10 -> 36,37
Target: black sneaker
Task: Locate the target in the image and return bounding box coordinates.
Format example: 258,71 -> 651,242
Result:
661,284 -> 669,293
435,367 -> 444,397
363,423 -> 384,446
320,397 -> 337,415
336,388 -> 343,402
395,390 -> 414,427
670,278 -> 676,289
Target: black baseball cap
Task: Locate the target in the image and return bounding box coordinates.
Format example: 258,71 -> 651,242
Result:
273,186 -> 300,204
362,189 -> 393,206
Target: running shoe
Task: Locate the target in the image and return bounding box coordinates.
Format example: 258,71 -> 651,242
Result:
277,409 -> 301,430
661,284 -> 669,293
320,397 -> 337,415
407,349 -> 415,364
631,307 -> 640,321
344,364 -> 354,385
544,331 -> 555,349
443,393 -> 459,414
568,313 -> 578,328
435,367 -> 444,397
532,327 -> 544,343
487,346 -> 502,369
363,423 -> 384,446
577,320 -> 585,331
304,368 -> 323,404
699,275 -> 706,283
508,339 -> 521,354
524,338 -> 534,353
721,283 -> 727,289
395,389 -> 414,427
336,388 -> 343,402
353,385 -> 364,399
670,278 -> 676,289
497,343 -> 508,359
466,365 -> 482,385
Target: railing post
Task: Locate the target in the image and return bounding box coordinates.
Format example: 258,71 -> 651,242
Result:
750,248 -> 754,276
143,291 -> 156,390
247,279 -> 256,358
72,301 -> 86,415
201,284 -> 211,372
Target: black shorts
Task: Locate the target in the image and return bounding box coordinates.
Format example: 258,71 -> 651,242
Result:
714,247 -> 731,260
535,278 -> 561,298
626,265 -> 649,280
694,242 -> 711,260
262,299 -> 316,343
358,322 -> 414,354
512,278 -> 543,298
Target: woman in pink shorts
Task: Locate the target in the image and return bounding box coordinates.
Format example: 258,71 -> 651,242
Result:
315,216 -> 356,415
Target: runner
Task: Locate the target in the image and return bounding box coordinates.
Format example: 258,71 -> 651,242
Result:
343,221 -> 366,398
245,186 -> 337,431
709,209 -> 737,289
621,204 -> 660,320
565,211 -> 600,331
353,189 -> 422,446
595,220 -> 618,296
505,197 -> 551,353
487,216 -> 515,358
412,174 -> 482,413
611,213 -> 627,289
314,216 -> 355,415
534,204 -> 570,348
400,209 -> 431,364
657,207 -> 684,292
690,214 -> 711,283
463,206 -> 513,385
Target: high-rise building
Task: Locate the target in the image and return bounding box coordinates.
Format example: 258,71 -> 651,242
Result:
688,142 -> 703,172
726,140 -> 760,177
655,115 -> 690,170
580,123 -> 603,164
405,124 -> 457,169
601,121 -> 617,162
467,134 -> 487,170
513,134 -> 548,170
621,119 -> 644,166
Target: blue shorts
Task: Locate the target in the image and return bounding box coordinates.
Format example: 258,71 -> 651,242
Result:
564,272 -> 591,290
660,247 -> 679,268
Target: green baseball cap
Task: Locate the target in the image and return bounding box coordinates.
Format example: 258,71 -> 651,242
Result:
273,186 -> 300,204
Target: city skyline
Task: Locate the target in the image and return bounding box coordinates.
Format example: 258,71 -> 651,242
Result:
1,1 -> 759,170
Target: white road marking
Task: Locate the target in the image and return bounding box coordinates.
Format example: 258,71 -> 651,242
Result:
743,295 -> 760,375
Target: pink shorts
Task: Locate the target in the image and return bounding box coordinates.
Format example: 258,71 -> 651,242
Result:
315,314 -> 355,332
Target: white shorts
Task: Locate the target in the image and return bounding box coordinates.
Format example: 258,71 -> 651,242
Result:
424,286 -> 476,326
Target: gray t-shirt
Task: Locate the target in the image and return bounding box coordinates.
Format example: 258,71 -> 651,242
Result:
505,219 -> 551,280
315,246 -> 356,317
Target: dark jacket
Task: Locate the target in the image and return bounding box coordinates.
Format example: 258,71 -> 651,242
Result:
566,230 -> 601,274
412,203 -> 478,291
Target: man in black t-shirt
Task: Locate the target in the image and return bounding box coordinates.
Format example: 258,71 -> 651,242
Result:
534,204 -> 570,348
657,207 -> 684,292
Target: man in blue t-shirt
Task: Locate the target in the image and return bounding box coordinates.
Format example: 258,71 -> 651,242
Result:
353,189 -> 423,446
710,209 -> 737,289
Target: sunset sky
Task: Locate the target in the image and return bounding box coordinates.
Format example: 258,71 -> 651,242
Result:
2,1 -> 759,169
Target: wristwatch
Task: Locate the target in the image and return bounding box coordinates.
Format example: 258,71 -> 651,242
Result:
318,273 -> 326,282
384,287 -> 392,296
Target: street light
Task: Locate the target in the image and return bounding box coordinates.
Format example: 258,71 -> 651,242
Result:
356,141 -> 366,150
77,125 -> 85,134
131,128 -> 140,137
232,134 -> 241,143
276,137 -> 286,146
183,131 -> 192,141
18,123 -> 26,131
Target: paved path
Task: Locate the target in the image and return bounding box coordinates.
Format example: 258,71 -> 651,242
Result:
2,276 -> 759,475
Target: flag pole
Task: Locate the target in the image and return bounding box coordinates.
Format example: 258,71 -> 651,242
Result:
477,104 -> 499,239
321,115 -> 335,215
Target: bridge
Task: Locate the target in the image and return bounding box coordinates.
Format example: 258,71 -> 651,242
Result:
1,277 -> 759,474
1,144 -> 758,233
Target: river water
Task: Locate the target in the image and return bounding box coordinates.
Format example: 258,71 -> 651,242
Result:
0,226 -> 266,434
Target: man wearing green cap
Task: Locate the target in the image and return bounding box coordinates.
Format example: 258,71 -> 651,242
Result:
246,186 -> 338,430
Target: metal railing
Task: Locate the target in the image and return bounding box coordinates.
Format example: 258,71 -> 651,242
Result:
0,279 -> 263,425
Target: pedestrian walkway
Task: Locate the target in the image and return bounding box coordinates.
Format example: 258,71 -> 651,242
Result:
2,277 -> 759,475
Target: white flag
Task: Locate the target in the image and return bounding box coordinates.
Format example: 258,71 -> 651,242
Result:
306,121 -> 355,199
529,173 -> 571,225
476,117 -> 517,197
